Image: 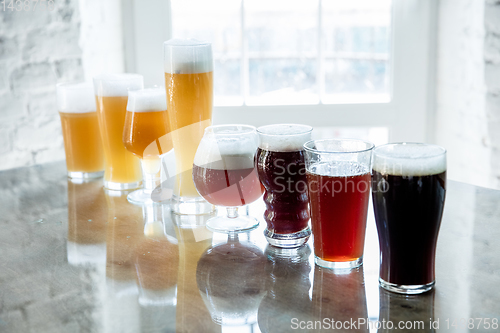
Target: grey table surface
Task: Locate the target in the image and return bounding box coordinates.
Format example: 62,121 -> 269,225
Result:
0,162 -> 499,333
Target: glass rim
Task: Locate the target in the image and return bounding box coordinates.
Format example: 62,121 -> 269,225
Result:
163,38 -> 211,48
205,124 -> 256,136
373,142 -> 447,159
92,73 -> 143,82
303,138 -> 375,154
257,124 -> 313,137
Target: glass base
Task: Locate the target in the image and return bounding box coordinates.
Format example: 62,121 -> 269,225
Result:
67,171 -> 104,179
171,195 -> 215,215
315,256 -> 363,270
379,278 -> 435,295
104,180 -> 142,191
206,215 -> 259,234
127,189 -> 155,205
264,227 -> 311,248
138,286 -> 177,306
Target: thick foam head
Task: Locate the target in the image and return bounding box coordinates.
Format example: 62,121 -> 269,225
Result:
373,143 -> 447,176
194,125 -> 258,170
56,82 -> 96,113
257,124 -> 312,152
163,38 -> 213,74
93,73 -> 144,97
127,87 -> 167,112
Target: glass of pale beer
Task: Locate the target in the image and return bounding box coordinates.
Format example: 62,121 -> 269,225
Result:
193,125 -> 263,233
122,87 -> 173,205
164,38 -> 215,215
56,82 -> 104,179
93,74 -> 144,190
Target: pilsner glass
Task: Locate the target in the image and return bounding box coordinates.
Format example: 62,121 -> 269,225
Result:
256,124 -> 312,248
193,125 -> 263,233
93,73 -> 143,190
372,143 -> 446,294
164,38 -> 214,214
304,139 -> 374,270
56,82 -> 104,179
122,87 -> 173,205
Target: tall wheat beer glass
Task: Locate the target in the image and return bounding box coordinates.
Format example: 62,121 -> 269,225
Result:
56,82 -> 104,179
164,39 -> 214,214
93,74 -> 143,190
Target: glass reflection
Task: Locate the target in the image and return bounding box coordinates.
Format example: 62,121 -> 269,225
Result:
173,212 -> 222,333
66,178 -> 107,265
312,266 -> 369,333
104,189 -> 143,294
377,288 -> 435,333
134,204 -> 179,306
258,245 -> 312,333
197,233 -> 266,328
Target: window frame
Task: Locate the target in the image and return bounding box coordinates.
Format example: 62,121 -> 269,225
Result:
124,0 -> 437,142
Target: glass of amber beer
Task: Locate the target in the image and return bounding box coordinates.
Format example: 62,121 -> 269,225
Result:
304,139 -> 374,270
193,125 -> 263,233
56,82 -> 104,179
372,143 -> 446,294
93,73 -> 143,190
122,87 -> 173,205
256,124 -> 312,248
164,38 -> 214,215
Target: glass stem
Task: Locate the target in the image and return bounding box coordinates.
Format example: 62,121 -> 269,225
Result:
141,157 -> 161,194
226,207 -> 238,219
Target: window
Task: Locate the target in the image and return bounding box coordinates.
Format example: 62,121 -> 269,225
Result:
125,0 -> 436,143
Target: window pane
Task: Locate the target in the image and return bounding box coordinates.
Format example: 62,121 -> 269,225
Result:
171,0 -> 242,105
246,0 -> 319,105
322,0 -> 391,103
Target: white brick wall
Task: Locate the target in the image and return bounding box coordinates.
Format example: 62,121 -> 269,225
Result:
435,0 -> 500,189
0,0 -> 124,172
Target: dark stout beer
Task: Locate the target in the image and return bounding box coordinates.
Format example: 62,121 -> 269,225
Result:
372,143 -> 446,293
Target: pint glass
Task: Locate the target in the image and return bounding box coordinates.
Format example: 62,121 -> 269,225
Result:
123,87 -> 173,204
56,82 -> 104,179
304,139 -> 374,269
256,124 -> 312,247
372,143 -> 446,294
93,74 -> 143,190
164,39 -> 214,214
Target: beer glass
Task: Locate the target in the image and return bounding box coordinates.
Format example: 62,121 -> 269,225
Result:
93,73 -> 143,190
56,82 -> 104,179
256,124 -> 312,248
304,139 -> 374,269
193,125 -> 263,233
122,87 -> 173,205
372,143 -> 446,294
164,38 -> 214,214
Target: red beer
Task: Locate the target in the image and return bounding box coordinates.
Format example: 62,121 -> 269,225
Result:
307,169 -> 371,261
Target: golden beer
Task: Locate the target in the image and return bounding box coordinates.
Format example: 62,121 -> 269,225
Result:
93,74 -> 143,190
122,87 -> 173,204
56,82 -> 104,178
164,39 -> 215,214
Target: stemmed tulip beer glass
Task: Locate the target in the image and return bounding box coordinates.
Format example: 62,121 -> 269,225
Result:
193,125 -> 264,233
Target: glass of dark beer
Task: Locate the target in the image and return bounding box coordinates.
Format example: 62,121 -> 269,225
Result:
193,125 -> 263,233
256,124 -> 312,248
304,139 -> 374,269
372,143 -> 446,294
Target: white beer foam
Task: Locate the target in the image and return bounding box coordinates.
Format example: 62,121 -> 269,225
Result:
163,38 -> 213,74
373,143 -> 447,176
93,73 -> 144,97
56,82 -> 96,113
127,87 -> 167,112
194,126 -> 257,170
257,124 -> 312,152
